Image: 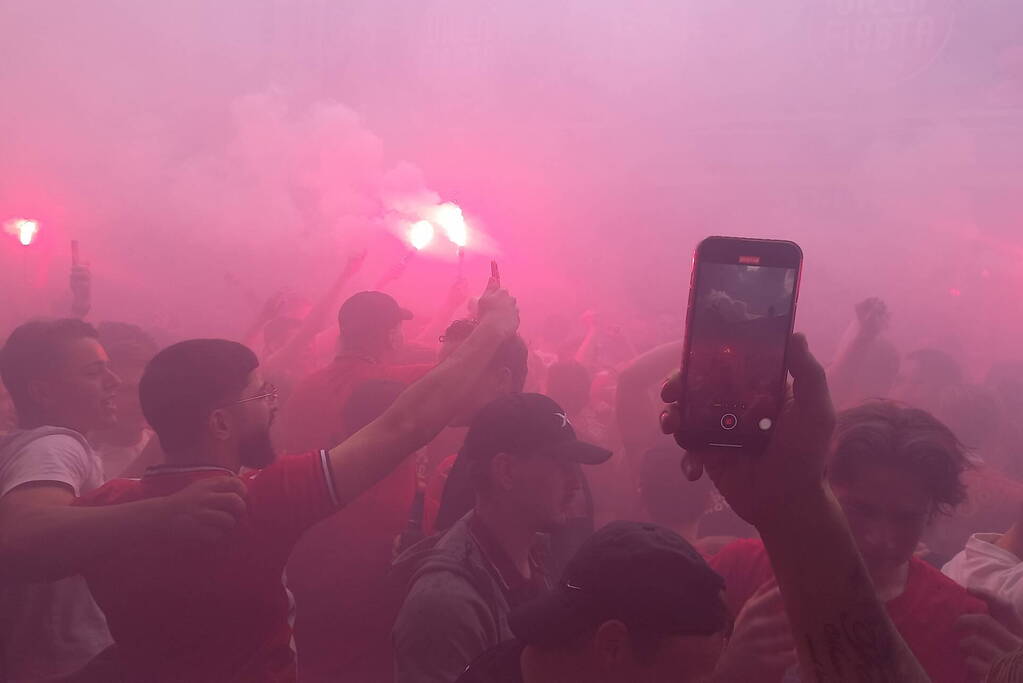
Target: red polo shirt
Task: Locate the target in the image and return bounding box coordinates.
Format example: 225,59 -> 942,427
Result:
75,451 -> 340,683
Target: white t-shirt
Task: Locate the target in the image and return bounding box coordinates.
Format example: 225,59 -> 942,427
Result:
0,426 -> 114,681
943,533 -> 1023,617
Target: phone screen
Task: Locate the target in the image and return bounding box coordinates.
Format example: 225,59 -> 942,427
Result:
682,260 -> 797,448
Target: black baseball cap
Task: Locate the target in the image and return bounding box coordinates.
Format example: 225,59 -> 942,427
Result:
462,393 -> 613,467
509,521 -> 727,646
338,291 -> 413,333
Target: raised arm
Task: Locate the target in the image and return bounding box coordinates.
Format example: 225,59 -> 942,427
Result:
663,334 -> 930,683
827,297 -> 891,408
0,477 -> 248,582
413,276 -> 469,346
263,250 -> 366,372
325,283 -> 519,506
616,340 -> 682,458
69,263 -> 92,319
241,290 -> 288,351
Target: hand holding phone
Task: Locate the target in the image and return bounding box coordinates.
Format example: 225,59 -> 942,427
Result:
662,332 -> 834,524
673,237 -> 802,453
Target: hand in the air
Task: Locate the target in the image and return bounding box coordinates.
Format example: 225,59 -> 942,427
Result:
162,476 -> 248,544
476,275 -> 519,338
854,297 -> 890,340
660,333 -> 836,526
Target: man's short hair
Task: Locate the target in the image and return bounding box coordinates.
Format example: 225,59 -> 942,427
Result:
441,319 -> 528,391
830,400 -> 970,515
0,318 -> 99,418
139,339 -> 258,453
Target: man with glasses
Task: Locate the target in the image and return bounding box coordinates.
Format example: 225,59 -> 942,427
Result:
75,284 -> 520,683
392,392 -> 612,683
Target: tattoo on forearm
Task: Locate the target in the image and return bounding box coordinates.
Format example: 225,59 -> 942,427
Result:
802,610 -> 904,683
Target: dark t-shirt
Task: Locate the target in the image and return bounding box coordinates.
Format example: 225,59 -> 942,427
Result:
456,640 -> 525,683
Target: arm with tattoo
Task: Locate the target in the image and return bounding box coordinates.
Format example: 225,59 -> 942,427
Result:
759,487 -> 930,683
663,334 -> 930,683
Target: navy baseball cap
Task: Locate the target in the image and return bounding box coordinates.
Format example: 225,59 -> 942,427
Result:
338,291 -> 413,333
461,393 -> 613,466
510,521 -> 727,645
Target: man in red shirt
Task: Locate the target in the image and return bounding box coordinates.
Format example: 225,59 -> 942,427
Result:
270,291 -> 427,677
76,284 -> 520,683
708,400 -> 986,683
273,290 -> 427,454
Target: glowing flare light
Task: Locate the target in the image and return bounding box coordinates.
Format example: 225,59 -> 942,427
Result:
4,218 -> 39,246
433,203 -> 468,248
408,220 -> 435,251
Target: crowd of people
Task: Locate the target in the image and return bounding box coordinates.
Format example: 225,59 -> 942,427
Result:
2,258 -> 1023,683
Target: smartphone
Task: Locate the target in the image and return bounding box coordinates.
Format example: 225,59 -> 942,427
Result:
676,236 -> 802,453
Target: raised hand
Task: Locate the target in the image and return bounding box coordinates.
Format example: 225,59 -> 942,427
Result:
957,590 -> 1023,682
70,264 -> 92,317
476,277 -> 519,338
661,333 -> 836,526
854,297 -> 890,340
162,476 -> 248,544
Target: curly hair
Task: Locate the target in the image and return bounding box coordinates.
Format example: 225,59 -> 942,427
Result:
829,400 -> 970,516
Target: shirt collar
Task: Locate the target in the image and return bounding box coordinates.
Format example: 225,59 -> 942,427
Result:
966,533 -> 1020,563
144,464 -> 237,478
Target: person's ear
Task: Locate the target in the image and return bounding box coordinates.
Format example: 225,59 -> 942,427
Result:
593,620 -> 631,671
208,408 -> 232,442
491,452 -> 516,492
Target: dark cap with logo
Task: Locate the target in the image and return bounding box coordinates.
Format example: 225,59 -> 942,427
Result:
461,393 -> 613,467
509,521 -> 728,645
338,291 -> 413,334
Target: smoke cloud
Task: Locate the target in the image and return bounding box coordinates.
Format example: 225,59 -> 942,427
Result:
0,0 -> 1020,367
